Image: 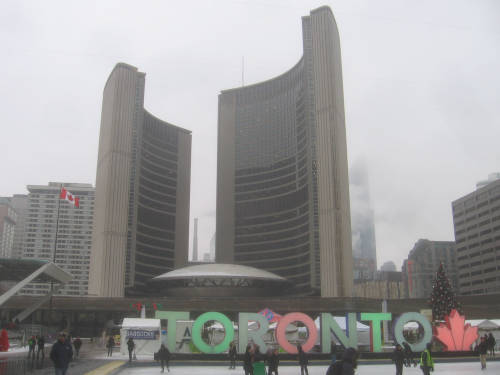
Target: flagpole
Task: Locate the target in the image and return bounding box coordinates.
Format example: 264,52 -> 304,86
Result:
49,185 -> 62,328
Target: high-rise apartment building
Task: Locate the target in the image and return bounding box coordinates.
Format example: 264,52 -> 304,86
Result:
0,198 -> 17,258
9,194 -> 28,259
402,239 -> 457,298
21,182 -> 94,296
216,6 -> 353,297
452,176 -> 500,295
89,63 -> 191,298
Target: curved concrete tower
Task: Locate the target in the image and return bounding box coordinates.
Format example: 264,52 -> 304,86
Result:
216,6 -> 353,297
89,63 -> 191,297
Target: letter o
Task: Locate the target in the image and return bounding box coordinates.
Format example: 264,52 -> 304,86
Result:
393,312 -> 432,352
276,312 -> 318,353
192,312 -> 234,354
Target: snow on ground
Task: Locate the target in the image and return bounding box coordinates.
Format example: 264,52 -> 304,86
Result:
117,362 -> 500,375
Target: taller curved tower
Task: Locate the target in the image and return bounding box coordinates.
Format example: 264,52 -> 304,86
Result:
216,6 -> 352,297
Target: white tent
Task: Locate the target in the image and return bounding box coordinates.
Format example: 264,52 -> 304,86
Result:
120,318 -> 161,356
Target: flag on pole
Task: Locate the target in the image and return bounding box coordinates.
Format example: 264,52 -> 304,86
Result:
60,187 -> 80,208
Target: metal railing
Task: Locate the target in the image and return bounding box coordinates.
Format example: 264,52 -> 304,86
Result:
0,357 -> 27,375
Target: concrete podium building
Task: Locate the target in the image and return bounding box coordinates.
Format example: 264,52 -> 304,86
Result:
216,6 -> 353,297
89,63 -> 191,298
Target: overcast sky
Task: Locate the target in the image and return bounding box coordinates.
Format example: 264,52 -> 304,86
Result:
1,0 -> 499,270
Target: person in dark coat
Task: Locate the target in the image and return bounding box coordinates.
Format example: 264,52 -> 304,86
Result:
478,336 -> 488,369
402,341 -> 416,367
487,333 -> 496,357
127,338 -> 135,362
297,344 -> 308,375
50,333 -> 73,375
243,344 -> 254,375
106,336 -> 114,357
392,344 -> 405,375
267,348 -> 279,375
228,341 -> 237,369
73,337 -> 82,359
157,343 -> 171,372
36,336 -> 45,360
327,347 -> 358,375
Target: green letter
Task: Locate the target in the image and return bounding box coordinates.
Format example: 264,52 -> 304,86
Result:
192,312 -> 234,354
155,311 -> 189,353
360,312 -> 392,352
238,313 -> 269,354
321,313 -> 358,353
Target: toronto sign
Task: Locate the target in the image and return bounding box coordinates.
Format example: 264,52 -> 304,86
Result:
154,309 -> 478,354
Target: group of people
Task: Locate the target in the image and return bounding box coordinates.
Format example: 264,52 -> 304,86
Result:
477,333 -> 496,370
238,342 -> 358,375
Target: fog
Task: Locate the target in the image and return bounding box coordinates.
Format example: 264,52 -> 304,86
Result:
1,0 -> 499,269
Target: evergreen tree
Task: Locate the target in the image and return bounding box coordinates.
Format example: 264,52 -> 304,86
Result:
428,263 -> 462,321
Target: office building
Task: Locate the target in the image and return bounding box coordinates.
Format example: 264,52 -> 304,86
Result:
89,63 -> 191,297
353,270 -> 404,299
9,194 -> 28,259
0,198 -> 17,258
402,239 -> 457,298
21,182 -> 94,296
216,6 -> 353,297
350,160 -> 377,280
452,176 -> 500,295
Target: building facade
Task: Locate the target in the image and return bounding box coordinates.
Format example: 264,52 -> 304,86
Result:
353,271 -> 404,299
452,177 -> 500,295
216,6 -> 353,297
20,182 -> 94,296
402,239 -> 457,299
0,198 -> 17,258
89,63 -> 191,298
9,194 -> 28,259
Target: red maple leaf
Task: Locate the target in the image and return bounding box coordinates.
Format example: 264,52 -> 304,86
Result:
434,309 -> 478,351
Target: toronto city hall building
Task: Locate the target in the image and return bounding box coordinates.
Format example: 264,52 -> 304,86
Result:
216,6 -> 353,297
89,63 -> 191,298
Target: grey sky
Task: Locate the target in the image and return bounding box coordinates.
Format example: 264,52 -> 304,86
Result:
1,0 -> 499,269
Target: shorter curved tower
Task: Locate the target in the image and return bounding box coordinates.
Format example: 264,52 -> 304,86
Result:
89,63 -> 191,297
216,6 -> 353,297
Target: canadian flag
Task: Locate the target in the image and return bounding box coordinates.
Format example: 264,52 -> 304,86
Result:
60,187 -> 80,208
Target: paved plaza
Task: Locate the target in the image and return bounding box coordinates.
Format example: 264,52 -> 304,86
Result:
116,361 -> 500,375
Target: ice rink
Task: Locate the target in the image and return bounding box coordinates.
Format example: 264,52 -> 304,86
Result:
117,361 -> 500,375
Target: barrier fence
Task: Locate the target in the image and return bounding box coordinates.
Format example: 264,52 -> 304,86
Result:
0,357 -> 27,375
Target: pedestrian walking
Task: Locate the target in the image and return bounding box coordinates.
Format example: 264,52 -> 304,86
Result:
419,343 -> 434,375
36,335 -> 45,360
392,344 -> 405,375
106,336 -> 115,357
487,333 -> 496,358
157,343 -> 171,372
27,336 -> 36,359
402,342 -> 416,367
228,341 -> 237,369
127,338 -> 135,362
243,344 -> 254,375
267,348 -> 279,375
478,336 -> 488,370
297,344 -> 309,375
326,347 -> 358,375
73,337 -> 82,358
50,332 -> 73,375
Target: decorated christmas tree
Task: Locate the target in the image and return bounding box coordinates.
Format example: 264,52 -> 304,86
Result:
429,263 -> 462,321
